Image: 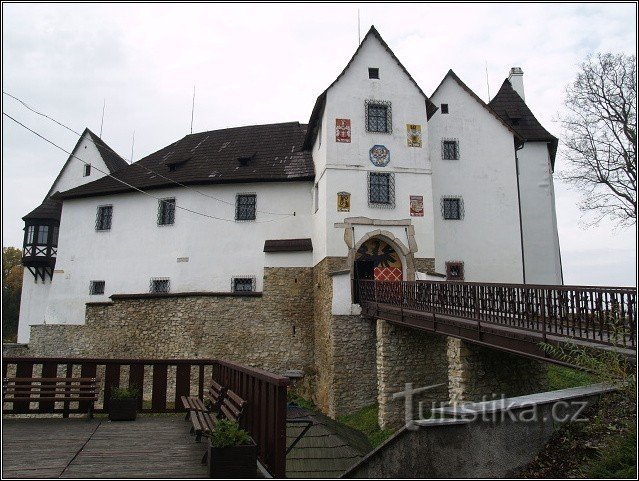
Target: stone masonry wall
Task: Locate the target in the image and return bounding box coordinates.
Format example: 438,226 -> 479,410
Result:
376,319 -> 449,429
447,338 -> 549,403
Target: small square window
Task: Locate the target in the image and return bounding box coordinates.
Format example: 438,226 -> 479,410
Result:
446,262 -> 464,281
236,194 -> 256,221
150,278 -> 170,293
442,140 -> 459,160
89,280 -> 105,295
158,198 -> 176,226
365,100 -> 392,133
441,197 -> 464,220
368,67 -> 379,79
84,164 -> 91,176
232,277 -> 255,292
441,104 -> 449,114
368,172 -> 395,208
96,205 -> 113,231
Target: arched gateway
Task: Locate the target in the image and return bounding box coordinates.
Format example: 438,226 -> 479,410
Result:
353,236 -> 403,302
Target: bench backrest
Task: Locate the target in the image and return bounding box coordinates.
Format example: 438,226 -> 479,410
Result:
219,388 -> 246,423
3,377 -> 100,400
204,379 -> 227,412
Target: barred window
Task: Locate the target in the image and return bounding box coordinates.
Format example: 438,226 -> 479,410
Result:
158,198 -> 176,226
442,140 -> 459,160
365,100 -> 392,133
368,172 -> 395,208
84,164 -> 91,177
441,197 -> 464,220
235,194 -> 256,221
89,280 -> 105,295
36,225 -> 49,244
96,205 -> 113,231
232,277 -> 255,292
150,278 -> 170,293
446,262 -> 464,281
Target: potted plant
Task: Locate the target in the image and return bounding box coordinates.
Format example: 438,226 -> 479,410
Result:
207,419 -> 258,478
108,385 -> 140,421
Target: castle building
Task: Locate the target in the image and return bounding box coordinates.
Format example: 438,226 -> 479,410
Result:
17,26 -> 561,418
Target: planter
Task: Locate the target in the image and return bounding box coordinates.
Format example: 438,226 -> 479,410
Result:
207,439 -> 258,478
108,398 -> 138,421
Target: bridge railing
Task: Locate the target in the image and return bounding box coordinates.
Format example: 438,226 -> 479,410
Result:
359,280 -> 636,348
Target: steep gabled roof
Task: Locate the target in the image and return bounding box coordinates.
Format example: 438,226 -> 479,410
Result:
57,122 -> 315,200
430,70 -> 524,143
489,79 -> 558,167
303,26 -> 438,150
22,195 -> 63,221
85,129 -> 129,173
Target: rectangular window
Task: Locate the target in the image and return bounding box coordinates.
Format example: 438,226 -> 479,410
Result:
89,280 -> 105,295
442,140 -> 459,160
157,198 -> 176,226
52,226 -> 59,246
150,278 -> 170,293
232,277 -> 255,292
441,104 -> 449,114
84,164 -> 91,176
368,67 -> 379,79
314,183 -> 319,213
365,100 -> 392,133
446,262 -> 464,281
235,194 -> 256,221
36,225 -> 49,244
26,225 -> 35,244
441,197 -> 464,220
368,172 -> 395,208
96,205 -> 113,231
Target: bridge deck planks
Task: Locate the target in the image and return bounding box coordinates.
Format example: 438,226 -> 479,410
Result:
2,416 -> 207,478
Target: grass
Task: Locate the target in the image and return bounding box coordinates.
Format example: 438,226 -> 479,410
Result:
337,404 -> 395,448
547,364 -> 595,391
584,428 -> 637,478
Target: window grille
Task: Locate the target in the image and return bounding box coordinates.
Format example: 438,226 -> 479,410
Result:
36,225 -> 49,244
441,104 -> 449,114
232,276 -> 256,292
84,164 -> 91,176
446,262 -> 464,281
150,278 -> 170,293
235,194 -> 256,221
368,67 -> 379,79
365,99 -> 392,133
157,198 -> 176,226
441,197 -> 464,220
368,172 -> 395,208
89,280 -> 105,295
442,140 -> 459,160
96,205 -> 113,231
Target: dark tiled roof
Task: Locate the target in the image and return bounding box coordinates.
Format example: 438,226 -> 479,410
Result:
303,26 -> 438,150
264,238 -> 313,253
489,79 -> 558,166
23,195 -> 63,221
286,406 -> 370,478
58,122 -> 315,199
85,129 -> 129,173
430,70 -> 524,143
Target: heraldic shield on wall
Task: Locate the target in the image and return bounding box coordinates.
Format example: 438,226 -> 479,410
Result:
369,145 -> 390,167
407,124 -> 422,147
335,119 -> 351,143
337,192 -> 351,212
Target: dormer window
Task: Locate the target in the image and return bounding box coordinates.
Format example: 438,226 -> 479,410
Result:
368,67 -> 379,79
84,164 -> 91,176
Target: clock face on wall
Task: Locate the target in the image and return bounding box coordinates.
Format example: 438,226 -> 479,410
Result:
369,145 -> 390,167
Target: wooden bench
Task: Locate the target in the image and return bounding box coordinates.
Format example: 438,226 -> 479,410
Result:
189,387 -> 246,443
2,377 -> 100,419
180,380 -> 227,420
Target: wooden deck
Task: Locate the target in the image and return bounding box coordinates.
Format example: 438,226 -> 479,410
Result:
2,415 -> 208,478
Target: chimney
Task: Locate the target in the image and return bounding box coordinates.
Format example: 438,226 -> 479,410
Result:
508,67 -> 525,101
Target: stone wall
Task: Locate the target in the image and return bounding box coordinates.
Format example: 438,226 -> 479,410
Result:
413,258 -> 436,274
2,343 -> 30,357
376,320 -> 449,429
447,338 -> 548,403
29,267 -> 315,377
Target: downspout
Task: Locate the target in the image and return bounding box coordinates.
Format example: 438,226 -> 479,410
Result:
515,141 -> 526,284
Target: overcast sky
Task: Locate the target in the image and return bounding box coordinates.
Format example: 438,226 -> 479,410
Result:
2,3 -> 636,286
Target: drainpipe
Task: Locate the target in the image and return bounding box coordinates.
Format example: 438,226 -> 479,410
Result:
515,141 -> 526,284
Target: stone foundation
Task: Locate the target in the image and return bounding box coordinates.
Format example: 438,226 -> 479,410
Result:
447,338 -> 548,403
376,320 -> 449,429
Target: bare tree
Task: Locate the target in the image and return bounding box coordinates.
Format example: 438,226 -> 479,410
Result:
559,53 -> 636,227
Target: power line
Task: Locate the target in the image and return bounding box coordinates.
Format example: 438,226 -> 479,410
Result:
3,112 -> 294,224
3,90 -> 293,217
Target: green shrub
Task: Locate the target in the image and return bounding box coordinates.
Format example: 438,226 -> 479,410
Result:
210,419 -> 252,448
110,385 -> 140,400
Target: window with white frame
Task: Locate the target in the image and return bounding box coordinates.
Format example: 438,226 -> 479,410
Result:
441,196 -> 464,220
442,139 -> 459,160
157,198 -> 176,226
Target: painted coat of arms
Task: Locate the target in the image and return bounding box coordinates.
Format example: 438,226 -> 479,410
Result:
410,195 -> 424,216
337,192 -> 351,212
369,145 -> 390,167
335,119 -> 351,143
407,124 -> 422,147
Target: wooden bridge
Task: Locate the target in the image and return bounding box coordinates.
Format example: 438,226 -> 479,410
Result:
358,280 -> 636,366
